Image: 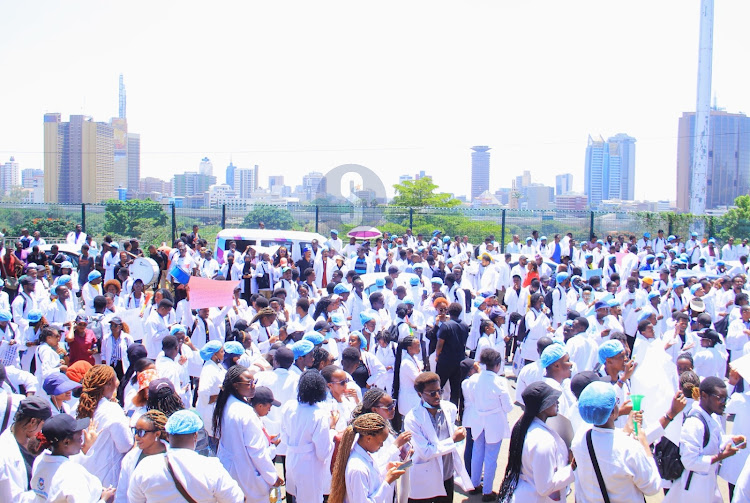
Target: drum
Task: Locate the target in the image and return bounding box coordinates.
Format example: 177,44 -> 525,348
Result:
169,264 -> 191,285
129,257 -> 159,286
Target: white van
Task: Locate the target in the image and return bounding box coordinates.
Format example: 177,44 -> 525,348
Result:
214,229 -> 327,264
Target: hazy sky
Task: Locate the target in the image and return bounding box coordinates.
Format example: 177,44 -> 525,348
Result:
2,1 -> 749,201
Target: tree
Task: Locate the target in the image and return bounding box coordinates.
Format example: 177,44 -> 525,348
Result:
391,177 -> 461,207
104,199 -> 168,238
718,195 -> 750,240
242,205 -> 296,230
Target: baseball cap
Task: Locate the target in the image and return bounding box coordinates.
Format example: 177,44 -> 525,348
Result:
251,386 -> 281,407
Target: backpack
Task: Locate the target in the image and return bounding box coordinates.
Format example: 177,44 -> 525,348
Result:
653,411 -> 709,483
517,311 -> 534,342
388,321 -> 405,343
89,314 -> 105,352
544,289 -> 555,313
713,315 -> 730,337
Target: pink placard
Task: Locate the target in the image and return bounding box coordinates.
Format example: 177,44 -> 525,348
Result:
188,276 -> 241,309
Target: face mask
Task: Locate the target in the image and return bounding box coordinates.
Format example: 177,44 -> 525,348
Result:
421,399 -> 440,410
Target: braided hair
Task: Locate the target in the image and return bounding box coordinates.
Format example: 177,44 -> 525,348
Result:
351,387 -> 386,420
312,347 -> 331,370
117,344 -> 148,405
312,296 -> 333,322
497,387 -> 546,502
77,365 -> 116,420
146,382 -> 185,417
140,410 -> 169,440
329,413 -> 389,503
212,365 -> 250,440
390,336 -> 416,404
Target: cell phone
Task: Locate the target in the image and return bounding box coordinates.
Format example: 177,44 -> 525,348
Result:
734,439 -> 746,449
399,459 -> 413,470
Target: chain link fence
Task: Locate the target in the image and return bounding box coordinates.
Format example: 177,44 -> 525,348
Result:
0,202 -> 742,249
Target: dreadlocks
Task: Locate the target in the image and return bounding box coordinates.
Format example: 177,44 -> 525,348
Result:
140,410 -> 169,440
77,364 -> 116,420
329,413 -> 389,503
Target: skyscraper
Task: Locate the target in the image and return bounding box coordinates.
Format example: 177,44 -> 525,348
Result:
234,165 -> 259,198
44,114 -> 115,204
0,157 -> 20,195
226,162 -> 236,188
676,110 -> 750,212
127,133 -> 140,195
555,173 -> 573,195
199,157 -> 213,176
302,171 -> 325,201
470,146 -> 490,201
119,74 -> 126,119
584,133 -> 636,209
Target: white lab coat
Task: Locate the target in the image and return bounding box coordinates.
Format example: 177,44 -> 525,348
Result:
30,451 -> 103,502
128,449 -> 244,503
719,391 -> 750,485
280,401 -> 335,503
77,398 -> 133,487
515,361 -> 546,407
255,367 -> 300,457
345,443 -> 392,503
404,400 -> 473,499
565,333 -> 598,373
34,342 -> 62,396
114,445 -> 165,503
197,360 -> 227,437
521,308 -> 550,362
143,309 -> 171,359
101,333 -> 133,369
44,299 -> 77,331
472,370 -> 513,444
551,285 -> 567,328
510,417 -> 573,502
663,404 -> 727,503
0,428 -> 34,502
217,396 -> 278,502
397,353 -> 421,417
571,426 -> 661,502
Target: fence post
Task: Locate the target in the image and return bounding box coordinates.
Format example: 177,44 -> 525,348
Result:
171,204 -> 177,244
501,209 -> 506,252
667,214 -> 673,237
589,211 -> 595,240
221,204 -> 226,229
81,203 -> 86,233
409,207 -> 413,230
315,205 -> 319,233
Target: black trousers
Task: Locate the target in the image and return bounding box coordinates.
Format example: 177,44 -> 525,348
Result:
408,477 -> 454,503
436,362 -> 461,406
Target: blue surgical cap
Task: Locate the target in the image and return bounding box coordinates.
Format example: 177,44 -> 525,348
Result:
540,342 -> 567,369
689,284 -> 702,295
199,340 -> 223,361
56,275 -> 72,286
638,310 -> 654,322
0,310 -> 11,322
333,283 -> 351,294
302,331 -> 324,346
607,299 -> 621,308
26,310 -> 42,323
359,311 -> 376,325
556,272 -> 569,284
223,341 -> 244,355
598,340 -> 624,365
673,280 -> 685,289
350,331 -> 368,350
291,339 -> 315,359
330,313 -> 346,326
578,381 -> 617,426
165,410 -> 204,435
403,297 -> 415,306
170,325 -> 187,336
87,270 -> 101,281
647,292 -> 661,300
431,277 -> 443,285
409,277 -> 420,286
374,278 -> 385,287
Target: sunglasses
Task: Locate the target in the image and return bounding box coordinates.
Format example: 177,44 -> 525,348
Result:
131,427 -> 156,438
331,378 -> 350,386
421,389 -> 441,398
375,400 -> 397,411
235,379 -> 258,387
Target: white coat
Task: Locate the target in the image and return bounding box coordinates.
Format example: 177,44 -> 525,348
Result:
255,367 -> 299,456
143,309 -> 171,359
0,428 -> 34,502
30,452 -> 103,502
521,308 -> 550,362
44,299 -> 77,331
280,401 -> 335,503
34,342 -> 62,395
114,445 -> 165,503
128,449 -> 244,503
345,443 -> 392,503
77,398 -> 133,487
461,372 -> 480,433
197,360 -> 226,437
217,396 -> 278,502
472,370 -> 513,444
397,353 -> 421,417
663,404 -> 727,503
719,391 -> 750,485
551,285 -> 567,329
403,400 -> 473,499
510,418 -> 574,502
101,332 -> 133,368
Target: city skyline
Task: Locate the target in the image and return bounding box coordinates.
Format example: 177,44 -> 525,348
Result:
2,1 -> 750,203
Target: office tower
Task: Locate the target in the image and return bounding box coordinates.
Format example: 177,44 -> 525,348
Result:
21,168 -> 43,189
0,157 -> 20,195
234,165 -> 259,199
111,118 -> 128,190
268,175 -> 284,188
302,171 -> 325,201
515,170 -> 531,190
676,110 -> 750,212
523,184 -> 555,210
172,172 -> 217,197
555,193 -> 588,212
44,114 -> 115,204
199,157 -> 213,176
226,162 -> 236,189
555,173 -> 573,196
119,74 -> 126,119
127,133 -> 140,195
470,146 -> 490,201
584,133 -> 636,209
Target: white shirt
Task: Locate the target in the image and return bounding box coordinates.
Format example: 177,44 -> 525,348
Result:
571,426 -> 661,502
77,398 -> 133,487
30,452 -> 103,503
128,449 -> 243,503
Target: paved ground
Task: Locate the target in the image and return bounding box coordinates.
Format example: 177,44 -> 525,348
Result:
454,372 -> 732,503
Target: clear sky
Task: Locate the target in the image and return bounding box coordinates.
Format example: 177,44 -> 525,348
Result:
1,1 -> 749,201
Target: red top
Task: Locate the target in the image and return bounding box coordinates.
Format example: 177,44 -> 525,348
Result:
68,329 -> 97,365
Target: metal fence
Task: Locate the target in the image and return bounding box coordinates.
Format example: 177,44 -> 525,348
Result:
0,202 -> 735,249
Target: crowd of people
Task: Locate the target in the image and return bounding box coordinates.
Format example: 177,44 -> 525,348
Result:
1,223 -> 750,502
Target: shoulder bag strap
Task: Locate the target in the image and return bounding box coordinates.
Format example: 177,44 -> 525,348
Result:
586,429 -> 611,503
1,393 -> 12,432
165,454 -> 199,503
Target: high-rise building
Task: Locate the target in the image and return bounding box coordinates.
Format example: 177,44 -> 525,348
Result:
140,177 -> 170,195
44,114 -> 115,204
522,184 -> 555,210
119,74 -> 126,119
268,175 -> 284,188
226,162 -> 236,189
111,118 -> 128,190
21,168 -> 43,189
0,157 -> 20,195
234,165 -> 259,199
172,172 -> 216,197
555,193 -> 588,212
302,171 -> 326,201
127,133 -> 140,196
515,171 -> 531,190
555,173 -> 573,196
584,133 -> 636,209
676,110 -> 750,212
470,146 -> 490,201
199,157 -> 213,176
